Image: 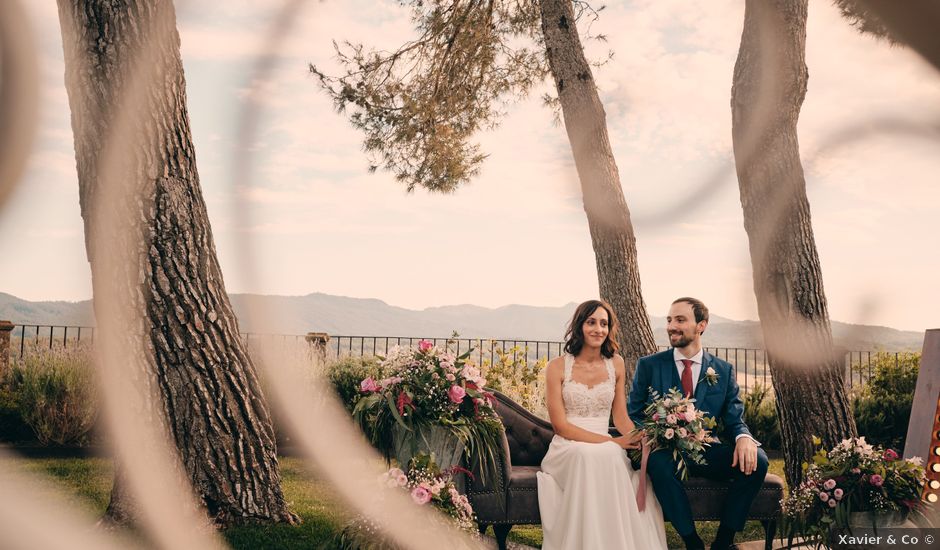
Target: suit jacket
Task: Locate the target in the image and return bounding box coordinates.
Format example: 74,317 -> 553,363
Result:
628,349 -> 752,441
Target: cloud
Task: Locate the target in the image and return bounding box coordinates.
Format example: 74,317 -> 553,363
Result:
5,0 -> 940,331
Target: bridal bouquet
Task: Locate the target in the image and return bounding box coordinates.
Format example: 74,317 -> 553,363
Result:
633,388 -> 717,479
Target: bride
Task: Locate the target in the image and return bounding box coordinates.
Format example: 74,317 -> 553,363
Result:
537,300 -> 667,550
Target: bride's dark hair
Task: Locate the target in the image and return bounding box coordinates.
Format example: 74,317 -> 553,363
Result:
563,300 -> 621,358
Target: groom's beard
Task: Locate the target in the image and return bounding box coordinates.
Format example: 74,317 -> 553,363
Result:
669,332 -> 693,348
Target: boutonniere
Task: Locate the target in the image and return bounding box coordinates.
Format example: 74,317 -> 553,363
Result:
704,367 -> 719,386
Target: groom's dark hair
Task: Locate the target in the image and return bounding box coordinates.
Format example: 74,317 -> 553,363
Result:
672,297 -> 709,330
564,300 -> 620,358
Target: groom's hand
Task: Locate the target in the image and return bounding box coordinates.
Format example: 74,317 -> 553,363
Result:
732,437 -> 758,475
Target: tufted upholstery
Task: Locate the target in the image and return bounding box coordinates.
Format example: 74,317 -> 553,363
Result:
465,390 -> 782,550
499,394 -> 554,467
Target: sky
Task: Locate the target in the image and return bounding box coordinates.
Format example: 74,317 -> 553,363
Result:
1,0 -> 939,333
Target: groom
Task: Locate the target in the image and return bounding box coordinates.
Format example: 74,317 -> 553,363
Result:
629,297 -> 768,550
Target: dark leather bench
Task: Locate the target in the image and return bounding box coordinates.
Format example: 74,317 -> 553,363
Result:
466,390 -> 784,550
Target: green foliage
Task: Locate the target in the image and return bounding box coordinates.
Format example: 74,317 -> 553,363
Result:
309,1 -> 549,192
327,355 -> 384,413
742,383 -> 781,450
6,346 -> 99,446
832,0 -> 898,42
852,352 -> 919,451
0,382 -> 33,442
479,345 -> 545,415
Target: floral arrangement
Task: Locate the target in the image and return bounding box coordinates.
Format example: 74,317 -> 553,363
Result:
383,453 -> 477,531
632,388 -> 717,479
782,436 -> 927,543
352,340 -> 504,480
336,453 -> 479,549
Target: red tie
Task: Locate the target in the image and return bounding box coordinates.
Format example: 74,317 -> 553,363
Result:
680,359 -> 694,398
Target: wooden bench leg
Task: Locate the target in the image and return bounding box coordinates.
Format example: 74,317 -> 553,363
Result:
762,519 -> 777,550
493,524 -> 511,550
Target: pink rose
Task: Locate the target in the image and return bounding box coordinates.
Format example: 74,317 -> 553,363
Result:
445,373 -> 456,381
823,479 -> 836,490
819,492 -> 829,502
851,467 -> 861,475
664,428 -> 675,440
677,427 -> 688,438
448,385 -> 467,403
883,449 -> 899,461
683,411 -> 696,422
411,486 -> 432,505
418,339 -> 433,352
652,413 -> 660,421
833,488 -> 844,500
380,376 -> 402,387
870,474 -> 884,487
666,414 -> 678,425
384,467 -> 407,488
828,499 -> 838,508
360,377 -> 380,393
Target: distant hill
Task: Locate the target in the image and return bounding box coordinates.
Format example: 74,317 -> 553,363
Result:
0,291 -> 925,351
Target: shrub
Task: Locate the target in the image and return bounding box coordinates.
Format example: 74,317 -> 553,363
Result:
0,382 -> 33,442
8,345 -> 99,446
480,345 -> 546,418
742,383 -> 780,450
852,352 -> 919,451
326,355 -> 383,413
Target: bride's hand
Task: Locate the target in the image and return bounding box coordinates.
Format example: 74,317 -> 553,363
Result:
626,430 -> 645,446
612,435 -> 639,449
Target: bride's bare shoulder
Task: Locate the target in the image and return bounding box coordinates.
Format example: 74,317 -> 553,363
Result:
546,356 -> 566,378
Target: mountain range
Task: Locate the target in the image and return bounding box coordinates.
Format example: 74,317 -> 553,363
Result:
0,291 -> 925,351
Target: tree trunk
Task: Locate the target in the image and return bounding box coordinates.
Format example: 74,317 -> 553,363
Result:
56,0 -> 298,526
731,0 -> 857,487
538,0 -> 657,375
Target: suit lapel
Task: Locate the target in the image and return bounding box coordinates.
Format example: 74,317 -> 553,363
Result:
693,352 -> 712,405
664,351 -> 681,393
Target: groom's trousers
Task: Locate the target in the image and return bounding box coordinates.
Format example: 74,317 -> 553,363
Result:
642,444 -> 769,536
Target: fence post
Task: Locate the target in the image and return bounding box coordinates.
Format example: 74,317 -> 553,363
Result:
0,320 -> 13,376
305,332 -> 330,364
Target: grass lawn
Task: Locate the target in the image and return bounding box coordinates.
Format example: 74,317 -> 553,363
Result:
6,455 -> 787,549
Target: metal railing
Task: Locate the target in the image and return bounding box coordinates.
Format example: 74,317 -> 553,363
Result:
7,324 -> 96,359
4,324 -> 910,389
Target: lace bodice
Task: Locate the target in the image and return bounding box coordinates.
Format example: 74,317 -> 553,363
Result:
561,354 -> 615,418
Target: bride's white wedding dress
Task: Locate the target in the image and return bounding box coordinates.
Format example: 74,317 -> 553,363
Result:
537,354 -> 667,550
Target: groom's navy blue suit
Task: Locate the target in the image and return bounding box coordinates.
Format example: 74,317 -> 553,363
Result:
628,349 -> 769,536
